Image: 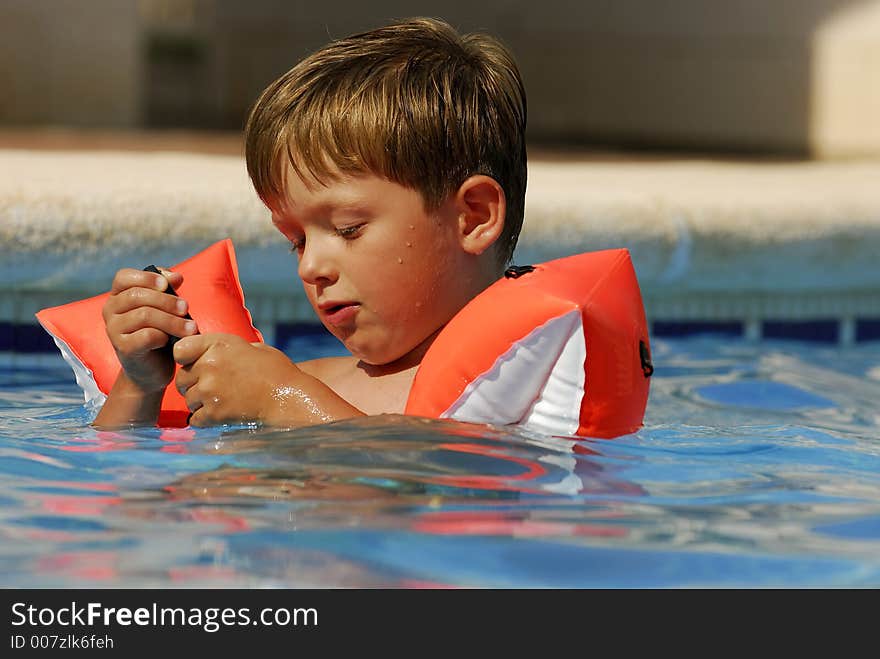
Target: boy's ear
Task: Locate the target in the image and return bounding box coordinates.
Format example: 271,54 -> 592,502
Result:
455,175 -> 506,256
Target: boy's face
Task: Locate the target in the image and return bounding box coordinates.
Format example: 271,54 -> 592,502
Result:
271,162 -> 479,366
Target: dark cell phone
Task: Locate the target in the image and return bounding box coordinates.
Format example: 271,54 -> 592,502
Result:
143,264 -> 193,346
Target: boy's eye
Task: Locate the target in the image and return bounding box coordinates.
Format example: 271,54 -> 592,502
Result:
288,238 -> 305,254
335,224 -> 364,240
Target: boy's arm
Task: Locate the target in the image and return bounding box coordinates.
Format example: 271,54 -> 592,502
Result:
92,372 -> 165,429
173,334 -> 364,427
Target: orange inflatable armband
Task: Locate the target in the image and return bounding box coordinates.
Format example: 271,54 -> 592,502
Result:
36,239 -> 264,427
405,249 -> 652,438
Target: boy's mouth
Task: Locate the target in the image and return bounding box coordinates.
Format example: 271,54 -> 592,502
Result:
319,300 -> 355,312
319,301 -> 360,326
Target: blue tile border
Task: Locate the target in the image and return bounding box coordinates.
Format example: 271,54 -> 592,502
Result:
4,318 -> 880,353
762,319 -> 839,343
652,321 -> 744,338
0,323 -> 57,353
857,319 -> 880,342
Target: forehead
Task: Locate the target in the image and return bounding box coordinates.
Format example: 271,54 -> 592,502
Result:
279,149 -> 340,194
285,149 -> 424,197
279,166 -> 379,209
267,156 -> 346,214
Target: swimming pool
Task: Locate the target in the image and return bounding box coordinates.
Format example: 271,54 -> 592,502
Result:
2,332 -> 879,587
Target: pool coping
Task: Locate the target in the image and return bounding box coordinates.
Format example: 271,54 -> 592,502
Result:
2,146 -> 879,346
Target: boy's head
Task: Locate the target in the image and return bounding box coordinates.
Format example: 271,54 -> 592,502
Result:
245,17 -> 527,267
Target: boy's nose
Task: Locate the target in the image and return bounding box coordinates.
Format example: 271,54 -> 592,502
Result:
297,243 -> 338,285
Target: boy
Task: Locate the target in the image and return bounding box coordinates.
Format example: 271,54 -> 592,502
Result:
93,17 -> 527,429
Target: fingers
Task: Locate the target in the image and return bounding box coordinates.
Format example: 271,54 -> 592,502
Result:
175,375 -> 221,428
173,335 -> 250,427
173,336 -> 215,409
180,382 -> 215,427
187,408 -> 206,427
116,327 -> 179,354
179,380 -> 204,416
185,393 -> 248,428
172,334 -> 213,367
110,286 -> 188,317
106,269 -> 188,321
104,268 -> 197,345
109,267 -> 182,295
154,267 -> 183,289
187,403 -> 226,428
173,344 -> 200,394
108,304 -> 198,346
173,333 -> 251,366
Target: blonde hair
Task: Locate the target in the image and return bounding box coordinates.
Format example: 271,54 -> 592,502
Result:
245,17 -> 527,264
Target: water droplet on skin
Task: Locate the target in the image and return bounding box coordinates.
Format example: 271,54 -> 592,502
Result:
409,224 -> 415,230
406,242 -> 412,247
271,386 -> 334,423
397,257 -> 403,264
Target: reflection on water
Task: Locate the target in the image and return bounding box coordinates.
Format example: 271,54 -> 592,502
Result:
1,338 -> 880,587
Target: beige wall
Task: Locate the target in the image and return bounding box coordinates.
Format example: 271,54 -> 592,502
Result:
510,0 -> 880,157
1,0 -> 878,156
0,0 -> 142,126
811,3 -> 880,157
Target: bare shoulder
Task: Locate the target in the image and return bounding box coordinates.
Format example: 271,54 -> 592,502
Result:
296,356 -> 418,415
296,356 -> 359,383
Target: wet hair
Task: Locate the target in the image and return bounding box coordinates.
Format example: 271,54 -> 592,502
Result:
245,17 -> 527,265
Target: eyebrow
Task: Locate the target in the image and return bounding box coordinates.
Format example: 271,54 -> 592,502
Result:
272,198 -> 371,226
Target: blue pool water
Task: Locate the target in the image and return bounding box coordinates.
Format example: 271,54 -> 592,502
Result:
1,335 -> 879,587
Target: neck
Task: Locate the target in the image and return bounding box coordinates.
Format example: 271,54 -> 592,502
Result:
356,326 -> 443,378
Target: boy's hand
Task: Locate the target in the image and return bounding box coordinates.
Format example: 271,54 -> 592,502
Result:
102,268 -> 198,393
174,334 -> 352,427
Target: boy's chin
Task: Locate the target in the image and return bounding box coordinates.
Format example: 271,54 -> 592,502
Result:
349,349 -> 397,367
349,328 -> 445,369
346,343 -> 412,369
